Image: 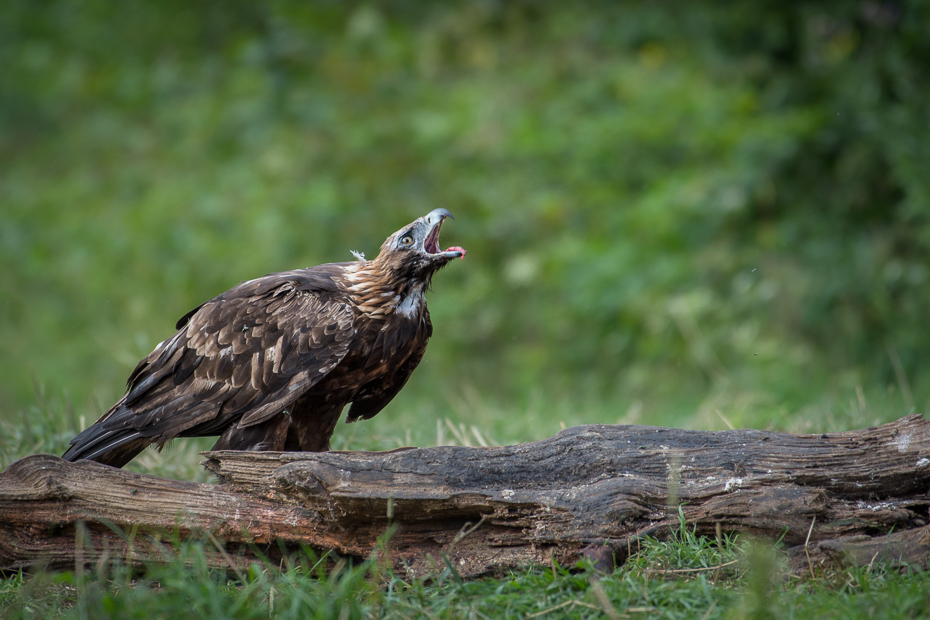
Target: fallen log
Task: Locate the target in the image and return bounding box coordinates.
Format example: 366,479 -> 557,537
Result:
2,414 -> 929,578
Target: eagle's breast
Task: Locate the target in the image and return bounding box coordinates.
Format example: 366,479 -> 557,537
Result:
395,291 -> 424,317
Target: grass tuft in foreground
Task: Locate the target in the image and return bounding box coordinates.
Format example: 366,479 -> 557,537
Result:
4,509 -> 930,620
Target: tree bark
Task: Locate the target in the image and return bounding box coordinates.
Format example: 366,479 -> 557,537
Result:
2,415 -> 929,578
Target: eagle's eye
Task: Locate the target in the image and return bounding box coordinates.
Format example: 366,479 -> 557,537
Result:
399,234 -> 414,247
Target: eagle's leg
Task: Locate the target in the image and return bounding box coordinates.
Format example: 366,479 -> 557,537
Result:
211,410 -> 291,452
289,393 -> 346,452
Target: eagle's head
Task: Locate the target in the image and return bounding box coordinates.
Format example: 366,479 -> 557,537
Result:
375,208 -> 466,286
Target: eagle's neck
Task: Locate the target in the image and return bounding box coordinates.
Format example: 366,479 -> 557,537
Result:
342,261 -> 426,319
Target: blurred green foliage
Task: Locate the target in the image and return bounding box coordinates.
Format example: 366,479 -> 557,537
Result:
2,0 -> 929,451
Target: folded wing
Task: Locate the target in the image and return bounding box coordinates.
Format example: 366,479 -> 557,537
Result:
62,268 -> 357,466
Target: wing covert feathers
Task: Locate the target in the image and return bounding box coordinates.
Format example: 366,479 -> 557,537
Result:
63,269 -> 358,465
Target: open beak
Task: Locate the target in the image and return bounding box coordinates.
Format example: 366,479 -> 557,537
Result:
423,209 -> 466,259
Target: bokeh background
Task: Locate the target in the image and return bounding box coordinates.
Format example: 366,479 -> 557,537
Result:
2,1 -> 929,476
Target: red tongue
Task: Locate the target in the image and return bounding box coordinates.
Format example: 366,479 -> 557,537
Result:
446,246 -> 467,259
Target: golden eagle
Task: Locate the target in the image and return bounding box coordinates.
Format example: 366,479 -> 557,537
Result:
63,209 -> 465,467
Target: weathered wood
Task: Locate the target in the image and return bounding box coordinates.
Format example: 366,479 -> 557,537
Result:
2,415 -> 929,578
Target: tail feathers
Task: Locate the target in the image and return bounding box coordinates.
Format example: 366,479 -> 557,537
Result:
63,408 -> 153,468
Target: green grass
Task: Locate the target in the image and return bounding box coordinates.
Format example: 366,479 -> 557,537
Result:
3,507 -> 930,620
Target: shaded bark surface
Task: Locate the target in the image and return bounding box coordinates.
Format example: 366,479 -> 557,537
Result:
2,415 -> 929,577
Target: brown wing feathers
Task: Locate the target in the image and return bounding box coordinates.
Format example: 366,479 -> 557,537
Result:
62,268 -> 358,465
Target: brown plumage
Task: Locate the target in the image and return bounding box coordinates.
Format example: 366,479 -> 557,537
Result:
63,209 -> 466,467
